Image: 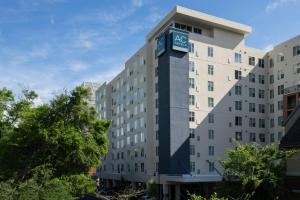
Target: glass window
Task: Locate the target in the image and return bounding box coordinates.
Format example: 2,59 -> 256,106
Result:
208,81 -> 214,91
258,58 -> 264,68
259,133 -> 265,143
235,101 -> 242,111
249,103 -> 256,112
259,75 -> 265,84
249,73 -> 255,83
190,145 -> 195,155
189,61 -> 195,72
208,146 -> 214,156
189,78 -> 195,89
235,53 -> 242,63
249,132 -> 256,142
208,113 -> 214,123
235,85 -> 242,95
189,42 -> 194,53
249,56 -> 255,66
235,70 -> 242,80
189,95 -> 195,105
235,132 -> 242,141
249,88 -> 255,97
208,47 -> 213,57
208,97 -> 214,107
208,65 -> 214,75
189,112 -> 195,122
208,129 -> 214,140
235,116 -> 242,126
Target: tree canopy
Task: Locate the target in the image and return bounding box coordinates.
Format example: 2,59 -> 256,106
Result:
0,86 -> 110,198
219,143 -> 297,199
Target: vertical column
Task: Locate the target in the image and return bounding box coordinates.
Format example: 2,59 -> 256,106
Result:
163,184 -> 169,200
175,184 -> 181,200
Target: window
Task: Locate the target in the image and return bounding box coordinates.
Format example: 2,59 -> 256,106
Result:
189,42 -> 194,53
135,163 -> 138,172
259,104 -> 265,113
189,128 -> 195,138
249,73 -> 255,83
249,56 -> 255,66
259,133 -> 265,143
269,75 -> 274,84
208,113 -> 214,123
278,85 -> 284,95
294,63 -> 300,74
209,162 -> 215,172
194,27 -> 202,34
208,97 -> 214,107
249,88 -> 255,97
189,112 -> 195,122
278,132 -> 283,140
270,104 -> 274,113
235,70 -> 242,80
235,116 -> 242,126
249,103 -> 255,112
235,101 -> 242,111
235,53 -> 242,63
208,146 -> 214,156
190,162 -> 195,172
277,54 -> 284,62
278,116 -> 283,126
270,89 -> 274,99
190,145 -> 195,155
189,61 -> 195,72
270,133 -> 275,143
249,132 -> 256,142
208,129 -> 214,140
235,85 -> 242,95
141,163 -> 144,172
208,81 -> 214,91
249,118 -> 256,127
278,69 -> 284,80
235,132 -> 242,141
293,45 -> 300,56
258,75 -> 265,84
259,90 -> 265,99
208,65 -> 214,75
269,58 -> 274,68
259,119 -> 265,128
258,58 -> 264,68
189,95 -> 195,105
189,78 -> 195,88
278,100 -> 283,111
208,47 -> 213,57
270,118 -> 274,128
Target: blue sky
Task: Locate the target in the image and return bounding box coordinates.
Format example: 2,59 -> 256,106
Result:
0,0 -> 300,103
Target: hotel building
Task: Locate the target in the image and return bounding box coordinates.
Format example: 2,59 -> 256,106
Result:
94,6 -> 300,199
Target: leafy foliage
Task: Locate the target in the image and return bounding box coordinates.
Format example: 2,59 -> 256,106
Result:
0,86 -> 110,198
219,144 -> 297,199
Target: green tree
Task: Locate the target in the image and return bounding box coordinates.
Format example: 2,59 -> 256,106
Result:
0,86 -> 110,198
219,143 -> 297,199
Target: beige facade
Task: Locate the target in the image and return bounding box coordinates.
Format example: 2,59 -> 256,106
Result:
94,5 -> 300,194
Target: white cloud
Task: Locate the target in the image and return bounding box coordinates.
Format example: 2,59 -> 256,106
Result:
69,61 -> 89,72
132,0 -> 143,7
265,0 -> 297,13
263,44 -> 274,52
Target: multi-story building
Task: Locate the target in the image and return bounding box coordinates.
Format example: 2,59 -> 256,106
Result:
81,81 -> 101,107
95,6 -> 300,199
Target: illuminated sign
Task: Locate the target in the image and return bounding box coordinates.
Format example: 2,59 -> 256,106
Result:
172,31 -> 189,52
157,33 -> 166,57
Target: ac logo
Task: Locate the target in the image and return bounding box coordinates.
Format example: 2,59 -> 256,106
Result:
174,35 -> 187,44
172,31 -> 189,52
